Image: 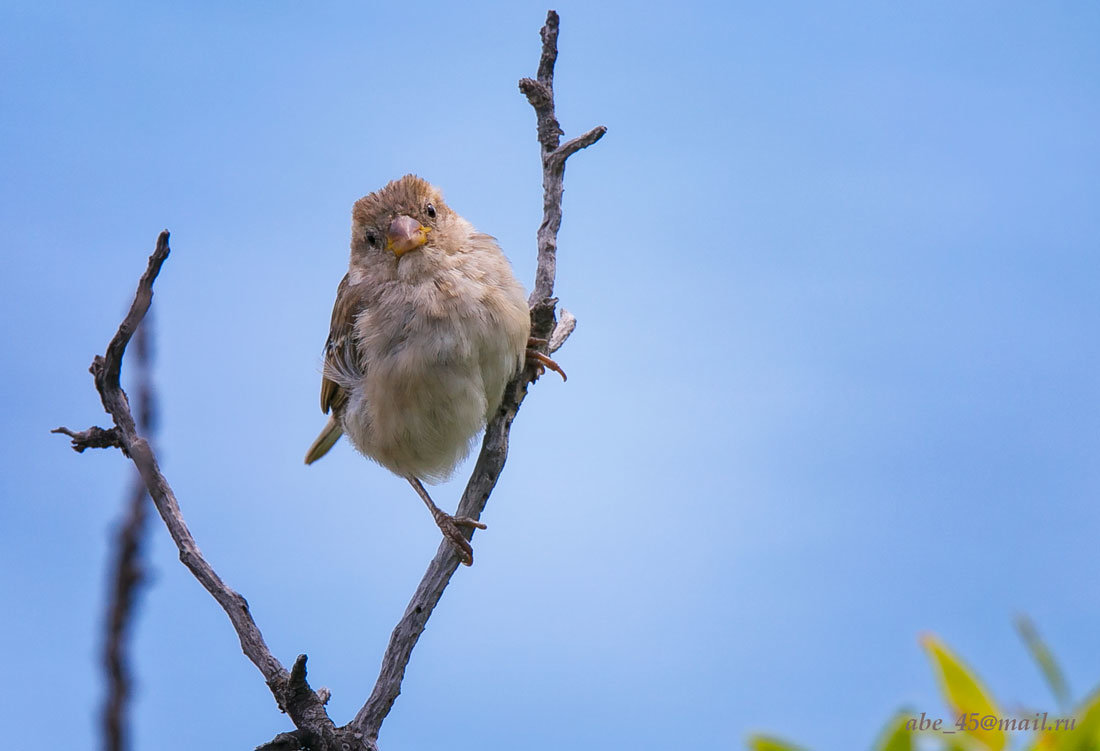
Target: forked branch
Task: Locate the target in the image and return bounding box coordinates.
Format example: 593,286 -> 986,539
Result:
57,10 -> 603,751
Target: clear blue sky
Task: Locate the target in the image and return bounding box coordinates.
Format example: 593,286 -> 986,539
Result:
2,2 -> 1099,749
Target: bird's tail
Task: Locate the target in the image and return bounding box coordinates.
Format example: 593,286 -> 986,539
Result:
305,416 -> 343,464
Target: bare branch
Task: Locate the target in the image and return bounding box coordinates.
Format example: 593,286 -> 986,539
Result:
92,232 -> 171,409
102,312 -> 155,751
102,475 -> 148,751
255,731 -> 307,751
56,231 -> 343,745
351,9 -> 604,741
520,10 -> 606,309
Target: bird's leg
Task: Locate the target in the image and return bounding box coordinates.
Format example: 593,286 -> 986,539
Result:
526,337 -> 567,381
406,476 -> 487,566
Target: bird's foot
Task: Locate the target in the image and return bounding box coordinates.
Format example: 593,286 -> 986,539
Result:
433,512 -> 488,566
526,338 -> 567,381
407,476 -> 488,566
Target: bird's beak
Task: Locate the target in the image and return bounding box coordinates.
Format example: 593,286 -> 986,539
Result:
386,215 -> 431,257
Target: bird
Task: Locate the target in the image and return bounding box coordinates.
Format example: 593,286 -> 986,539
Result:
304,175 -> 562,565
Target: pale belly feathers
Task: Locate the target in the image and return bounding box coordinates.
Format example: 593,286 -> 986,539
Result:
341,290 -> 526,483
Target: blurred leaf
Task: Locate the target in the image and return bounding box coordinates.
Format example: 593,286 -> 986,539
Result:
1028,728 -> 1060,751
747,734 -> 807,751
922,633 -> 1006,751
875,712 -> 915,751
1016,615 -> 1071,710
1054,687 -> 1100,751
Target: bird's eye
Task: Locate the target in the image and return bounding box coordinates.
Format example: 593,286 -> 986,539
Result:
365,230 -> 380,248
425,203 -> 436,219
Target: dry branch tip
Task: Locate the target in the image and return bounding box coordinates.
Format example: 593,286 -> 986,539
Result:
52,425 -> 125,453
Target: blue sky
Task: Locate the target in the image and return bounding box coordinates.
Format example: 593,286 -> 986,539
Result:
2,1 -> 1099,749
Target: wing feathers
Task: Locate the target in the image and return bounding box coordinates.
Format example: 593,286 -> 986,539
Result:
308,274 -> 366,463
320,274 -> 365,416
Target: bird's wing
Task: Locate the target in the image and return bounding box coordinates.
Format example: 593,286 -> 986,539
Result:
320,273 -> 365,416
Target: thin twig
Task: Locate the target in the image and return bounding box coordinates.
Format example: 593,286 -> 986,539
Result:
350,9 -> 603,741
51,425 -> 124,453
101,312 -> 155,751
549,309 -> 576,354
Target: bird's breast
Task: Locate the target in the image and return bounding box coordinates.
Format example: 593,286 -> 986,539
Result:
342,277 -> 525,483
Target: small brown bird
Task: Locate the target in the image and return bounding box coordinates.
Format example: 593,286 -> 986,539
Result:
305,175 -> 558,564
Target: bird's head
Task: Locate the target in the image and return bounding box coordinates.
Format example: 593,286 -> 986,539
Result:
349,175 -> 469,279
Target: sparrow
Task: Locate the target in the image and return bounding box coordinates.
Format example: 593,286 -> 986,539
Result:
305,175 -> 561,565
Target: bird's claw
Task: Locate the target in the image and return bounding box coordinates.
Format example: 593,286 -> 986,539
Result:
452,516 -> 487,530
436,513 -> 487,566
525,348 -> 567,382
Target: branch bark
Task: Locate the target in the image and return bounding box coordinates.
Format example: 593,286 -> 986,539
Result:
58,10 -> 602,750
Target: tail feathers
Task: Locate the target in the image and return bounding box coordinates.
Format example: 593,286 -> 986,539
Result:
305,416 -> 343,464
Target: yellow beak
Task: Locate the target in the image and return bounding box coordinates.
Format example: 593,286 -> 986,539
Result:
386,215 -> 431,257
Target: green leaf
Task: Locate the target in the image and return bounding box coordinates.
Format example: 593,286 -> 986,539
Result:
1025,728 -> 1059,751
1052,686 -> 1100,751
1016,615 -> 1071,711
874,712 -> 915,751
747,734 -> 807,751
922,633 -> 1006,751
